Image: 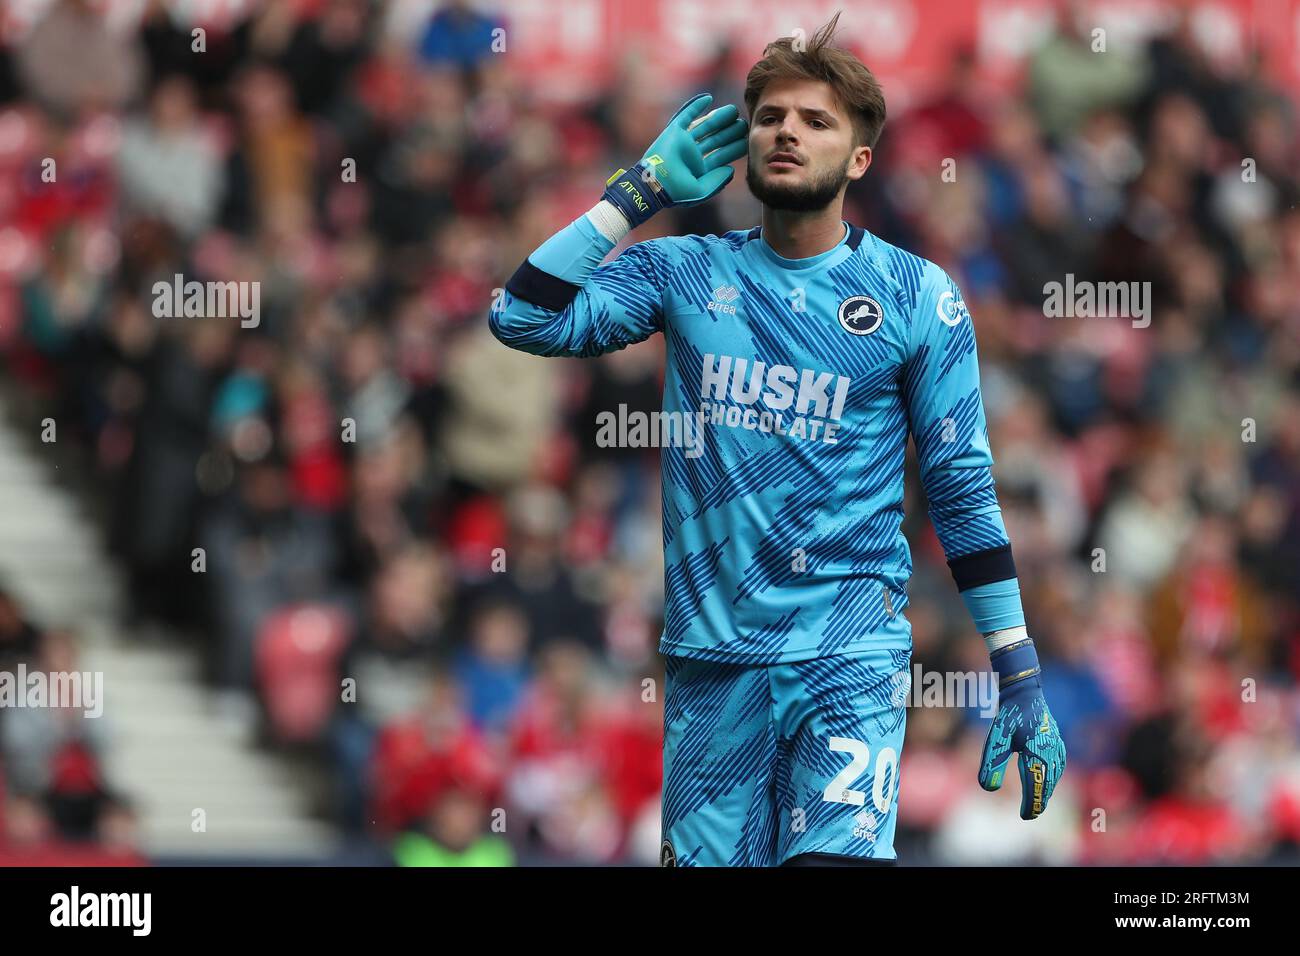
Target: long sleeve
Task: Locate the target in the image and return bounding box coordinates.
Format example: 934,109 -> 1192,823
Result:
902,263 -> 1025,634
489,212 -> 668,358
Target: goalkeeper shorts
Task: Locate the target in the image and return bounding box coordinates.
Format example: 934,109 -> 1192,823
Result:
660,645 -> 909,867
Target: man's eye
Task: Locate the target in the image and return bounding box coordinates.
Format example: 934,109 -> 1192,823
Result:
810,119 -> 827,129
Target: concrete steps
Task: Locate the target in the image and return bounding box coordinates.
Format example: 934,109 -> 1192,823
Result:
0,392 -> 338,860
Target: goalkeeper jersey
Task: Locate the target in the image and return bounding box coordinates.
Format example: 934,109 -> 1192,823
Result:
491,217 -> 1024,665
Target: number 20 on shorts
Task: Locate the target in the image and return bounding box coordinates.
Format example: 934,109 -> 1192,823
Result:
823,737 -> 897,812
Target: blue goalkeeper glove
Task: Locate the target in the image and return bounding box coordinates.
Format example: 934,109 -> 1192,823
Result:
978,637 -> 1067,820
601,92 -> 748,230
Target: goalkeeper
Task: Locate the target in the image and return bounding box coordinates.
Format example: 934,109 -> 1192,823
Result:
489,13 -> 1065,866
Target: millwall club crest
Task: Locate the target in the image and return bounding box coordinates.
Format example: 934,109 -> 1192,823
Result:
660,839 -> 677,867
838,295 -> 884,336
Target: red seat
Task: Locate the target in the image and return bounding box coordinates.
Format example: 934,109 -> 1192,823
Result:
255,604 -> 351,744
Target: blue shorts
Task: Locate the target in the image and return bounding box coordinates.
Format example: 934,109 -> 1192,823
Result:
660,646 -> 910,867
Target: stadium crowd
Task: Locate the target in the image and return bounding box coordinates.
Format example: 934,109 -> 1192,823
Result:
1,0 -> 1298,865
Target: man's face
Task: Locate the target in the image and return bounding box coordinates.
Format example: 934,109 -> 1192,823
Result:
746,78 -> 870,212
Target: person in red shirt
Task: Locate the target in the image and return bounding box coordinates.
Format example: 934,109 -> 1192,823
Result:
368,670 -> 501,834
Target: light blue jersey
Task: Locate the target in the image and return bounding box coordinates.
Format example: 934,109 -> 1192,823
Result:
491,216 -> 1025,665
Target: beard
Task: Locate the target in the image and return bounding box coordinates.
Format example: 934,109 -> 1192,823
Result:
745,154 -> 850,212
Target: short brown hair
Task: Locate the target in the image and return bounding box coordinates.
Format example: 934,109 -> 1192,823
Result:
743,12 -> 887,149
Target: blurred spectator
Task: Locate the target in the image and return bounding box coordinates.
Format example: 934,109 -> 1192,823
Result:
0,589 -> 41,673
453,599 -> 531,733
15,0 -> 145,120
416,0 -> 503,72
393,786 -> 514,867
368,669 -> 500,835
1026,4 -> 1147,144
0,629 -> 115,843
116,74 -> 224,238
218,62 -> 315,238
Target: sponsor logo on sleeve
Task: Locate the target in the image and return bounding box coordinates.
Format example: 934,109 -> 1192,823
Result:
935,289 -> 969,327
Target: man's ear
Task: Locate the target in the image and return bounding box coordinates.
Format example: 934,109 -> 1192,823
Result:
847,145 -> 872,181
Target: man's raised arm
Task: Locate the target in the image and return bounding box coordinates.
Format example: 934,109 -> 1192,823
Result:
489,93 -> 747,358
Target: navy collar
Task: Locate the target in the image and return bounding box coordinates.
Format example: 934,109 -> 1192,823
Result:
745,220 -> 866,254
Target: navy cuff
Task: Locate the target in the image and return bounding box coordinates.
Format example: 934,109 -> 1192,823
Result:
505,259 -> 583,313
947,544 -> 1017,592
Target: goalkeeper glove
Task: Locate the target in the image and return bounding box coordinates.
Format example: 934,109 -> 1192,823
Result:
601,92 -> 748,230
978,637 -> 1067,820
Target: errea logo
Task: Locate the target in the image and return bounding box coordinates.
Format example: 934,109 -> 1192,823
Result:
708,284 -> 740,315
852,809 -> 879,841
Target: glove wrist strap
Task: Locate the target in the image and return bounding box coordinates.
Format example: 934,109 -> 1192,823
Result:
602,161 -> 670,229
989,637 -> 1042,691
